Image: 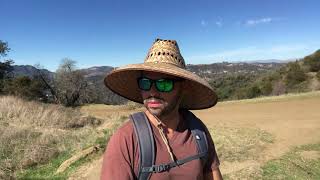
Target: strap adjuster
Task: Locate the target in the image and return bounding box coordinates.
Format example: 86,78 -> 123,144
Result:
155,164 -> 170,172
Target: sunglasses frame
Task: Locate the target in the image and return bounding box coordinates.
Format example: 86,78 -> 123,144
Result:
137,77 -> 184,93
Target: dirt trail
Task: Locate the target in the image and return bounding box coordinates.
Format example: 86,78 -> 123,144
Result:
193,94 -> 320,174
194,96 -> 320,161
71,92 -> 320,179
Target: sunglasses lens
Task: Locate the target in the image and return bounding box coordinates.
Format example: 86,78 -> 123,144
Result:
138,77 -> 176,92
156,79 -> 173,92
138,78 -> 151,90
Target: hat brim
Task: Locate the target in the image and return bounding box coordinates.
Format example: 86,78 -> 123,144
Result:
104,62 -> 218,110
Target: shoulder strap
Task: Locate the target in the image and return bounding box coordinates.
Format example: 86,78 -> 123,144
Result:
184,110 -> 209,166
130,111 -> 209,179
130,112 -> 155,180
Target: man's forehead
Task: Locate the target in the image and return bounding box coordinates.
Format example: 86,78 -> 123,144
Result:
141,71 -> 178,79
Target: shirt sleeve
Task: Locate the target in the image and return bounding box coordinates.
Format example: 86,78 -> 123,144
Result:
203,125 -> 220,173
100,128 -> 136,180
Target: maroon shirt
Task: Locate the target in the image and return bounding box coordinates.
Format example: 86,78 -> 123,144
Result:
101,112 -> 220,180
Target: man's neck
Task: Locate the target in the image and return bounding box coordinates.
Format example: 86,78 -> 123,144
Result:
145,109 -> 181,137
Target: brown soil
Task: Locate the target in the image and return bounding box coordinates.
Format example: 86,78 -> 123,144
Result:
193,93 -> 320,174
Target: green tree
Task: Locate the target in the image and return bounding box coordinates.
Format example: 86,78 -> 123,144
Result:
0,59 -> 13,79
209,74 -> 257,101
246,85 -> 262,99
303,49 -> 320,72
260,80 -> 273,95
4,76 -> 47,100
0,40 -> 14,93
0,40 -> 10,56
285,62 -> 307,88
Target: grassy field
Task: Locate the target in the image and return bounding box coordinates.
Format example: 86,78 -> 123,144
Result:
0,96 -> 128,179
1,91 -> 319,179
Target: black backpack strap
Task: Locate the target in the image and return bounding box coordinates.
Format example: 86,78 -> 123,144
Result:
130,112 -> 155,180
184,110 -> 209,166
141,151 -> 207,173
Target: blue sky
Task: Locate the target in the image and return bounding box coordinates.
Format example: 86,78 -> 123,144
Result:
1,0 -> 320,71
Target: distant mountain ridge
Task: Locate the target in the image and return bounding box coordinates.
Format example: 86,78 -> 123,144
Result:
186,62 -> 285,79
12,65 -> 54,79
13,61 -> 285,79
233,59 -> 296,64
12,65 -> 113,79
82,66 -> 114,78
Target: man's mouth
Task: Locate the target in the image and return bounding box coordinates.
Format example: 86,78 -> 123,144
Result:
146,99 -> 163,108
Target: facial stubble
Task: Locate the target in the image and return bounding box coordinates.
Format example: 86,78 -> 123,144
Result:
144,93 -> 183,119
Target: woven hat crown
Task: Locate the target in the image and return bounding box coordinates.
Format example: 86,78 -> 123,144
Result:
145,38 -> 186,68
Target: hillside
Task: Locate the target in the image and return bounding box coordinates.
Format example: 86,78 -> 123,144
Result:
12,62 -> 284,104
12,65 -> 54,79
209,49 -> 320,101
187,62 -> 284,79
11,49 -> 320,104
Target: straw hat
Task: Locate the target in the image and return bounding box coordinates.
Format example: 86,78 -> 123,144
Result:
104,38 -> 218,110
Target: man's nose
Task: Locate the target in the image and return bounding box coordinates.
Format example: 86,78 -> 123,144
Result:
149,83 -> 160,96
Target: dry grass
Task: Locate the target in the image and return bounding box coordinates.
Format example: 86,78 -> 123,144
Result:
0,96 -> 102,128
0,96 -> 104,179
209,126 -> 275,179
261,143 -> 320,180
210,127 -> 274,162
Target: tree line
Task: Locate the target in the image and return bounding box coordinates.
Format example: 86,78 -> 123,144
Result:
209,49 -> 320,101
0,40 -> 126,106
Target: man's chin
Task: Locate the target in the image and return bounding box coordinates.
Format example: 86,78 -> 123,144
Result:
146,107 -> 163,117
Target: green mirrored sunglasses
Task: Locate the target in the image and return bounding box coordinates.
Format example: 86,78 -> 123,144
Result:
137,77 -> 183,92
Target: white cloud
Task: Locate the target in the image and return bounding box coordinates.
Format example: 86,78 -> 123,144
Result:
234,17 -> 285,27
215,21 -> 223,27
201,18 -> 223,28
201,20 -> 208,27
245,17 -> 273,26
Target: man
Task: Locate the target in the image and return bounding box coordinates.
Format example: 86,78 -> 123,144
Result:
101,39 -> 222,180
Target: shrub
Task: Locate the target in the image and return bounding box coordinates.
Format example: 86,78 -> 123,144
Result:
316,71 -> 320,81
260,80 -> 273,95
0,96 -> 103,178
303,49 -> 320,72
3,76 -> 47,100
246,85 -> 262,99
285,62 -> 307,88
210,74 -> 257,101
